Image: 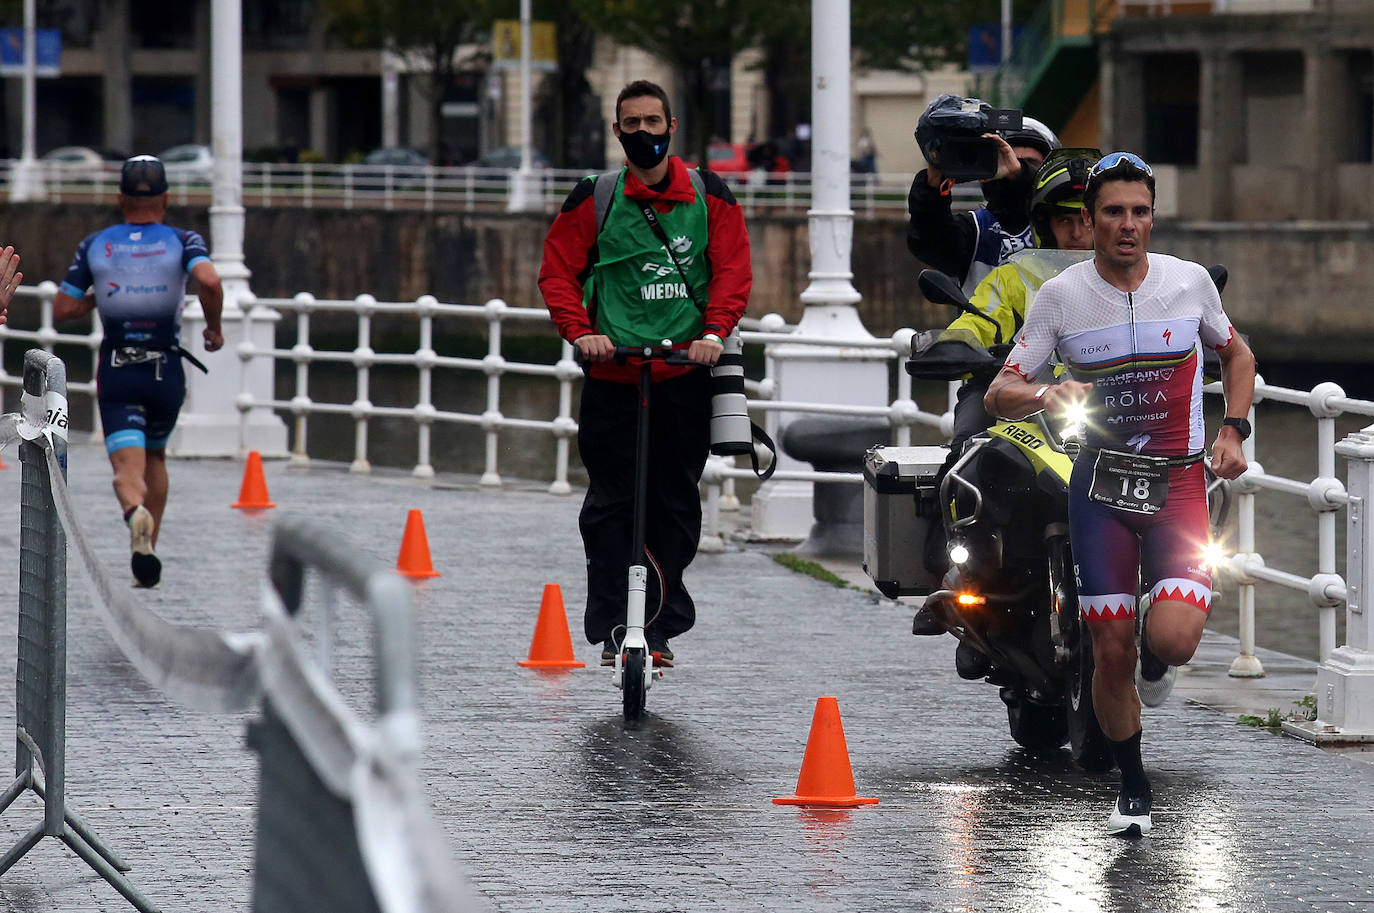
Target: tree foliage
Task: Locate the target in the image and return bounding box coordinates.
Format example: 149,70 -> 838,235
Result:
534,0 -> 600,168
571,0 -> 775,164
320,0 -> 510,161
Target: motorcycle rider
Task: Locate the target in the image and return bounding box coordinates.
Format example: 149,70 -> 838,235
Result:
907,95 -> 1061,296
912,149 -> 1101,643
983,152 -> 1256,837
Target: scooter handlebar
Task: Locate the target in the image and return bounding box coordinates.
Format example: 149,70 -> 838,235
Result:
611,344 -> 705,367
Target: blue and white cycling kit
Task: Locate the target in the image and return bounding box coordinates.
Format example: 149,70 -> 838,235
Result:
61,223 -> 210,453
1005,253 -> 1238,620
963,208 -> 1033,296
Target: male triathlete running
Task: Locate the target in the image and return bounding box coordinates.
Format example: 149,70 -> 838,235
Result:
53,155 -> 224,588
912,148 -> 1100,642
983,152 -> 1256,837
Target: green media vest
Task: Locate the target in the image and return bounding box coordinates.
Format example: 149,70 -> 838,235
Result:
583,169 -> 711,347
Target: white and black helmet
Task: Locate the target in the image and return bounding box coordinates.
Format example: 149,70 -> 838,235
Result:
1001,116 -> 1060,158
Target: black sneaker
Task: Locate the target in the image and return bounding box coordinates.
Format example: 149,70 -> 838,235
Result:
1106,787 -> 1152,837
646,629 -> 674,667
600,638 -> 620,667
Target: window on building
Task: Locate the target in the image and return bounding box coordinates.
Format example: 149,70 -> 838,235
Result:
40,0 -> 98,48
1143,53 -> 1199,166
1343,50 -> 1373,164
245,0 -> 313,51
1240,51 -> 1304,167
131,0 -> 196,50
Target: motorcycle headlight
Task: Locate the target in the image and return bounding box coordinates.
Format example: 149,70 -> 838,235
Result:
949,543 -> 970,566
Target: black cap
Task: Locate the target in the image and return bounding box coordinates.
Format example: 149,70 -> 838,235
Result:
120,155 -> 168,196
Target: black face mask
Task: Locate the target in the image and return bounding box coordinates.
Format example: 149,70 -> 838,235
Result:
618,129 -> 671,169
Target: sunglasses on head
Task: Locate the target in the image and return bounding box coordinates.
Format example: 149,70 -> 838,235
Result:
1088,151 -> 1153,179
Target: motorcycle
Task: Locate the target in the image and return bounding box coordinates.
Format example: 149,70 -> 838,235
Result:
863,256 -> 1232,770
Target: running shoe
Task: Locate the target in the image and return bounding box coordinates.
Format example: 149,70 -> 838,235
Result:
1135,603 -> 1177,707
1106,788 -> 1152,837
128,505 -> 161,589
646,628 -> 674,667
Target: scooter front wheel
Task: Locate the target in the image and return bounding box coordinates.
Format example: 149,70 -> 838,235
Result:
622,648 -> 646,727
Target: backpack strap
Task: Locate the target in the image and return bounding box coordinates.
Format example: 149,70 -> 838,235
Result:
592,169 -> 621,232
593,165 -> 708,232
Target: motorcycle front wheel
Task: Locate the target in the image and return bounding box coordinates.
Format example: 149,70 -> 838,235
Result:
1051,539 -> 1114,772
1064,617 -> 1114,772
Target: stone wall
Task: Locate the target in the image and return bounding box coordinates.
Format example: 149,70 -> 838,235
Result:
4,202 -> 1371,361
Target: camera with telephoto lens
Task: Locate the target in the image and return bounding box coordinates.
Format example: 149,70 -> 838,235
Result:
915,94 -> 1023,182
709,329 -> 752,456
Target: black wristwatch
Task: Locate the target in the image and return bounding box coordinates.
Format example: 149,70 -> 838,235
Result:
1222,416 -> 1252,440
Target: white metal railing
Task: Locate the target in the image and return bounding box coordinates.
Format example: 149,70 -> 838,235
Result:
1220,378 -> 1369,674
0,159 -> 947,217
0,282 -> 102,417
3,284 -> 1366,676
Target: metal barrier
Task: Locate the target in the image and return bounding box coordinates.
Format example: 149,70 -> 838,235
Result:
250,517 -> 483,913
0,348 -> 483,911
0,350 -> 158,912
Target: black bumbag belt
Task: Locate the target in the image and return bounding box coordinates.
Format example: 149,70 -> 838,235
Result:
109,345 -> 209,376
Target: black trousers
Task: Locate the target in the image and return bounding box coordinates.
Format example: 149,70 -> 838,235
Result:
577,369 -> 711,644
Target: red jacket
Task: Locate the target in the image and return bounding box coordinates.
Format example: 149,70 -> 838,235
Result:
538,157 -> 753,382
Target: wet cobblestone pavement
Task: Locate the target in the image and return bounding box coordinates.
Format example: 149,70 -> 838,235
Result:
0,442 -> 1370,911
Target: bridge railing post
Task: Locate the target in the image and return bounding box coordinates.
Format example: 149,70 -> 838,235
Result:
1317,427 -> 1374,738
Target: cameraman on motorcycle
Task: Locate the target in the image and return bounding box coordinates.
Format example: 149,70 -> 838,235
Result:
906,94 -> 1061,296
912,149 -> 1101,640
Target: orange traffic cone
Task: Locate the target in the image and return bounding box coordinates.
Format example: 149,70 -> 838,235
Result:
517,584 -> 585,669
231,451 -> 276,509
395,509 -> 441,579
773,697 -> 879,808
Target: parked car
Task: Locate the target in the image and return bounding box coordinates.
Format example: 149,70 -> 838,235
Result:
362,147 -> 430,168
159,143 -> 214,184
40,146 -> 109,182
354,147 -> 431,190
466,146 -> 551,170
706,141 -> 791,184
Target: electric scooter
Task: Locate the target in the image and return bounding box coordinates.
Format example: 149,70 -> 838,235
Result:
608,342 -> 704,727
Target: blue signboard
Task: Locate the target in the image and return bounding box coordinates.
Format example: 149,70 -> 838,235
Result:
969,24 -> 1022,71
0,28 -> 61,77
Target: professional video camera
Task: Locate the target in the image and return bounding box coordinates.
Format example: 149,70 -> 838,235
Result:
915,94 -> 1024,182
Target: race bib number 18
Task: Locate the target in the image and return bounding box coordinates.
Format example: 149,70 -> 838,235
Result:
1088,450 -> 1170,515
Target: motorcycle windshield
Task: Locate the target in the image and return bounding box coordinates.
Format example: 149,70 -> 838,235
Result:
1005,249 -> 1094,312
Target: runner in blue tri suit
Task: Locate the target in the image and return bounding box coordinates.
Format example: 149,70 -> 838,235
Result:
985,152 -> 1256,838
53,155 -> 224,588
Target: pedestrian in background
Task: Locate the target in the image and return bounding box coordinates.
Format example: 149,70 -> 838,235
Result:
53,155 -> 224,589
855,127 -> 877,174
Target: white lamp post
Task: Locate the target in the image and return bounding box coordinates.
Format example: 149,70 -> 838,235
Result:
506,0 -> 540,212
748,0 -> 889,539
170,0 -> 287,457
9,0 -> 46,202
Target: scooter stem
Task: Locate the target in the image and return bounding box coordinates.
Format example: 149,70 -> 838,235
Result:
624,564 -> 648,650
